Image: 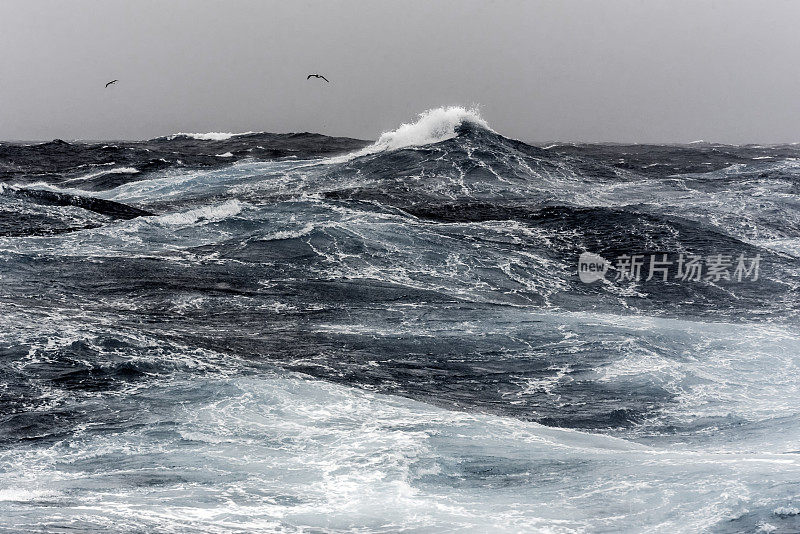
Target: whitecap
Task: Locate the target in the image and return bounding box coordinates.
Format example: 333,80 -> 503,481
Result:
0,489 -> 55,502
324,106 -> 492,165
166,132 -> 255,141
154,199 -> 243,226
370,106 -> 491,151
62,167 -> 140,184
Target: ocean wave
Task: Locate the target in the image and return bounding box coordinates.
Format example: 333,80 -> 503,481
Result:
3,107 -> 800,532
154,199 -> 243,226
330,106 -> 493,163
374,106 -> 491,149
62,166 -> 140,184
164,131 -> 256,141
2,372 -> 799,533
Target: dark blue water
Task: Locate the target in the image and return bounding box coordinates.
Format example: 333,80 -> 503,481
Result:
1,107 -> 799,532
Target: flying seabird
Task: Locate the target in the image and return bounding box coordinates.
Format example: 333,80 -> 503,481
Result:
105,79 -> 118,88
306,74 -> 329,83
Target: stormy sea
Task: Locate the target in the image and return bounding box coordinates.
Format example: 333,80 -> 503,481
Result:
1,107 -> 798,533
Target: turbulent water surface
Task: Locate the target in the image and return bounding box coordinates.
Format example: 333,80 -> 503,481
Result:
1,107 -> 799,533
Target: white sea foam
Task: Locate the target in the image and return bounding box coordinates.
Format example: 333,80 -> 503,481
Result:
371,106 -> 491,151
62,167 -> 140,184
325,106 -> 492,164
100,167 -> 140,175
0,489 -> 55,502
167,132 -> 254,141
215,152 -> 234,158
266,223 -> 315,241
155,199 -> 243,226
2,372 -> 798,533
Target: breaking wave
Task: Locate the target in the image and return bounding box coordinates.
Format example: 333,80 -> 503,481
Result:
372,106 -> 491,150
165,131 -> 255,141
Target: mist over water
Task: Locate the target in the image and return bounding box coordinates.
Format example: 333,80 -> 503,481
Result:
1,108 -> 799,532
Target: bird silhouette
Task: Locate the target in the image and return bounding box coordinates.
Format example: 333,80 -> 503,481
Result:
306,74 -> 329,83
105,79 -> 118,88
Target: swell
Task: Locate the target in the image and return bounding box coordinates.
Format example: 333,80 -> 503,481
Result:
4,187 -> 153,219
0,132 -> 370,190
1,107 -> 800,435
2,108 -> 800,533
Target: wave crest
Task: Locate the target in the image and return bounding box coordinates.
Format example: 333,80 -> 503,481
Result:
155,199 -> 243,226
165,132 -> 255,141
369,106 -> 491,153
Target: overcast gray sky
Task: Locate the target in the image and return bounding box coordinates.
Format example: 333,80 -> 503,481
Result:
1,0 -> 798,143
